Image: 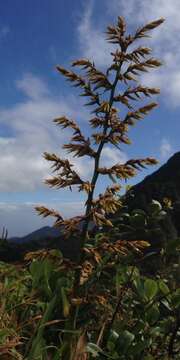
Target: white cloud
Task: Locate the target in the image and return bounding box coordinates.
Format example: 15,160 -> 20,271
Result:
0,137 -> 15,146
0,73 -> 91,192
160,138 -> 173,159
101,146 -> 127,167
0,143 -> 129,236
107,0 -> 180,107
69,146 -> 128,182
77,1 -> 113,67
16,73 -> 49,100
0,72 -> 128,192
77,1 -> 180,106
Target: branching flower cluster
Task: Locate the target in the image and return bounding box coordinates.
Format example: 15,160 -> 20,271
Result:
36,17 -> 164,238
35,16 -> 164,358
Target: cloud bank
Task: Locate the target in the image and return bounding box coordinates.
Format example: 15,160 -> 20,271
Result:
0,73 -> 127,192
160,138 -> 173,159
78,0 -> 180,107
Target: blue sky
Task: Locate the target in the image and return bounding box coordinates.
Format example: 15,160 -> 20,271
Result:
0,0 -> 180,236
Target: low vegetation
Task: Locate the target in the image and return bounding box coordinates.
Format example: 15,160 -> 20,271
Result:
0,201 -> 180,359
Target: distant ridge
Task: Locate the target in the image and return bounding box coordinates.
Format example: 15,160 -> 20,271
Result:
8,219 -> 95,245
9,226 -> 61,244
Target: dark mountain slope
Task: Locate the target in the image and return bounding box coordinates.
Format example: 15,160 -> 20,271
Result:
1,229 -> 79,263
0,220 -> 96,263
126,152 -> 180,207
125,152 -> 180,235
10,226 -> 61,244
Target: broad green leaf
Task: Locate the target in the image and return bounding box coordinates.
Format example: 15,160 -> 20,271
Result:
144,279 -> 158,300
117,330 -> 135,353
146,305 -> 160,325
158,280 -> 170,296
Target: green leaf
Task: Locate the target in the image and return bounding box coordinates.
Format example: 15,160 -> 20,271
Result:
116,265 -> 132,285
158,280 -> 170,296
166,238 -> 180,254
161,299 -> 172,311
131,209 -> 146,216
144,279 -> 158,300
130,341 -> 147,356
130,213 -> 146,228
156,210 -> 167,220
43,259 -> 53,298
146,305 -> 160,325
123,330 -> 135,350
150,326 -> 161,337
29,259 -> 53,298
172,289 -> 180,308
27,295 -> 57,359
30,337 -> 47,360
109,330 -> 119,342
49,249 -> 63,258
86,343 -> 104,357
133,277 -> 145,299
149,200 -> 162,214
61,287 -> 70,317
117,330 -> 135,353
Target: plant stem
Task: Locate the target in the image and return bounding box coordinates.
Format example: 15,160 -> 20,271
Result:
65,62 -> 124,359
72,62 -> 123,300
101,266 -> 135,348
